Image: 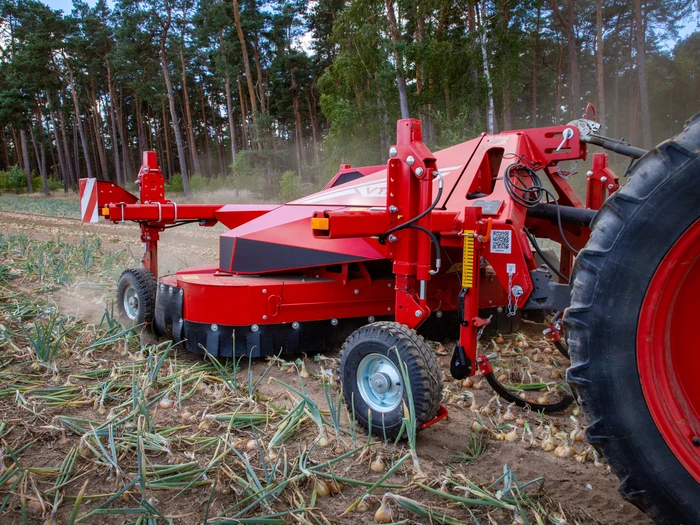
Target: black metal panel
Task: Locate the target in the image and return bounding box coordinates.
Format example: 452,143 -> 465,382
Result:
231,238 -> 366,273
154,283 -> 184,338
219,236 -> 236,272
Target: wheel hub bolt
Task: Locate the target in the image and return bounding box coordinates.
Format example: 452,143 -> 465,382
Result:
370,373 -> 391,394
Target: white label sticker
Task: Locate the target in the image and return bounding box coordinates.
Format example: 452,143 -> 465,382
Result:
490,230 -> 512,254
506,263 -> 516,274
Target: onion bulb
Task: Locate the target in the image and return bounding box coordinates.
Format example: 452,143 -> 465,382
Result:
26,498 -> 42,515
479,405 -> 493,415
554,443 -> 575,457
502,406 -> 516,422
516,416 -> 526,427
497,373 -> 508,383
158,397 -> 174,410
314,478 -> 330,497
505,427 -> 518,442
316,434 -> 330,448
245,439 -> 257,451
536,394 -> 549,404
541,438 -> 555,452
356,495 -> 371,513
473,380 -> 485,390
328,479 -> 344,495
469,399 -> 479,412
370,456 -> 386,472
374,500 -> 395,524
461,377 -> 473,388
495,335 -> 505,344
471,421 -> 486,433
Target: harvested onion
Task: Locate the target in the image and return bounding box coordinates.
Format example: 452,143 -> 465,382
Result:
370,456 -> 386,472
554,443 -> 575,458
314,478 -> 330,497
158,397 -> 174,410
374,500 -> 394,524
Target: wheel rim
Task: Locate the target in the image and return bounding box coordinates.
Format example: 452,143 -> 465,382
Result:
123,285 -> 140,320
638,217 -> 700,483
356,353 -> 403,413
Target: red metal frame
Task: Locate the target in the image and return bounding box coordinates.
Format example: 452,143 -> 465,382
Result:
84,117 -> 618,380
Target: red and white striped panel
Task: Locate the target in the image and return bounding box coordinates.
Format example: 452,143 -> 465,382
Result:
79,178 -> 98,223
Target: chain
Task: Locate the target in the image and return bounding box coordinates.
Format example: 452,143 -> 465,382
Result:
507,270 -> 517,317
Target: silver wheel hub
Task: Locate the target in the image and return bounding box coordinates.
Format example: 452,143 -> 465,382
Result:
123,286 -> 140,320
357,353 -> 403,413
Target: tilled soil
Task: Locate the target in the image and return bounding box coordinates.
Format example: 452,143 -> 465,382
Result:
0,206 -> 651,524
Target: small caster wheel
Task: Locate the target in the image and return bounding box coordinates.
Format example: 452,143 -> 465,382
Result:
116,268 -> 157,328
339,321 -> 442,440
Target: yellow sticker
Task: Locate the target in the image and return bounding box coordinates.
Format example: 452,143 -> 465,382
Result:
462,231 -> 475,288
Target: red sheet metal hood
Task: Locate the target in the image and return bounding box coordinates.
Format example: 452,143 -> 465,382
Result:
219,137 -> 482,274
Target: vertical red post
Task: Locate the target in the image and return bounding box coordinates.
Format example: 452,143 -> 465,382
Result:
385,119 -> 438,329
458,206 -> 484,372
136,151 -> 166,278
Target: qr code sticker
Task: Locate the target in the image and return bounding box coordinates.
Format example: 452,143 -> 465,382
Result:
490,230 -> 512,254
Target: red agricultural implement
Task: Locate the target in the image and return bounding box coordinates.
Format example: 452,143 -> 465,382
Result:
81,112 -> 700,524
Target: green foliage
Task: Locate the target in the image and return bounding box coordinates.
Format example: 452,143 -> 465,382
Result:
0,166 -> 29,193
279,170 -> 301,202
0,196 -> 79,217
165,174 -> 185,193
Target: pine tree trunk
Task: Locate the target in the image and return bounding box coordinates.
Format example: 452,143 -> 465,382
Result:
199,84 -> 212,176
550,0 -> 580,118
477,0 -> 495,134
62,59 -> 94,179
237,74 -> 249,149
49,110 -> 68,191
106,69 -> 122,187
385,0 -> 410,119
231,0 -> 258,145
307,93 -> 319,163
58,98 -> 76,189
290,67 -> 303,177
90,83 -> 109,181
20,129 -> 33,193
180,49 -> 202,176
633,0 -> 652,148
595,0 -> 606,133
162,99 -> 174,178
220,31 -> 238,163
160,10 -> 190,196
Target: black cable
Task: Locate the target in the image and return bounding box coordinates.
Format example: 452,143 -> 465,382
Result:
523,228 -> 570,283
502,162 -> 580,256
406,224 -> 441,274
378,183 -> 443,244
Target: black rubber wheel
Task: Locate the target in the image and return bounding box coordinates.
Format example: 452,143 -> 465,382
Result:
565,113 -> 700,524
339,321 -> 442,441
116,268 -> 157,328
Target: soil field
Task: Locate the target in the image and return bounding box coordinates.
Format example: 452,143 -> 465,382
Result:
0,198 -> 651,525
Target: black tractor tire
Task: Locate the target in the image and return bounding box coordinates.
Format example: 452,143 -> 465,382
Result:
339,321 -> 442,441
565,113 -> 700,524
116,268 -> 157,328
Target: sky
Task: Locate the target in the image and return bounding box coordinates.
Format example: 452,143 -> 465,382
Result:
37,0 -> 700,47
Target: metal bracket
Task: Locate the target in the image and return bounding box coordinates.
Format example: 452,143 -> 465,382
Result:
523,267 -> 571,311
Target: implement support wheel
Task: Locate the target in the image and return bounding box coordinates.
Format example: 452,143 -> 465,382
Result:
565,113 -> 700,524
339,322 -> 442,441
116,268 -> 157,328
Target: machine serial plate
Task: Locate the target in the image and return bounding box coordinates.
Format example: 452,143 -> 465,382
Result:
474,200 -> 503,216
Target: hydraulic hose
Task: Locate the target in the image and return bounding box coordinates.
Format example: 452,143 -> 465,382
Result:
582,135 -> 647,159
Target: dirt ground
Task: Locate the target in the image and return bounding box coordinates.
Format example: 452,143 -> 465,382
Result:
0,204 -> 651,524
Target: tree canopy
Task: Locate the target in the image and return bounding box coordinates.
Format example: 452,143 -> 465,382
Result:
0,0 -> 697,197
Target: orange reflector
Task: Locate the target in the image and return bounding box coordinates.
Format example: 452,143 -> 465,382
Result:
311,217 -> 330,231
100,207 -> 110,216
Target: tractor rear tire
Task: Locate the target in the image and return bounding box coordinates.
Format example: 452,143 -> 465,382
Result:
565,113 -> 700,524
339,322 -> 442,441
116,268 -> 157,329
